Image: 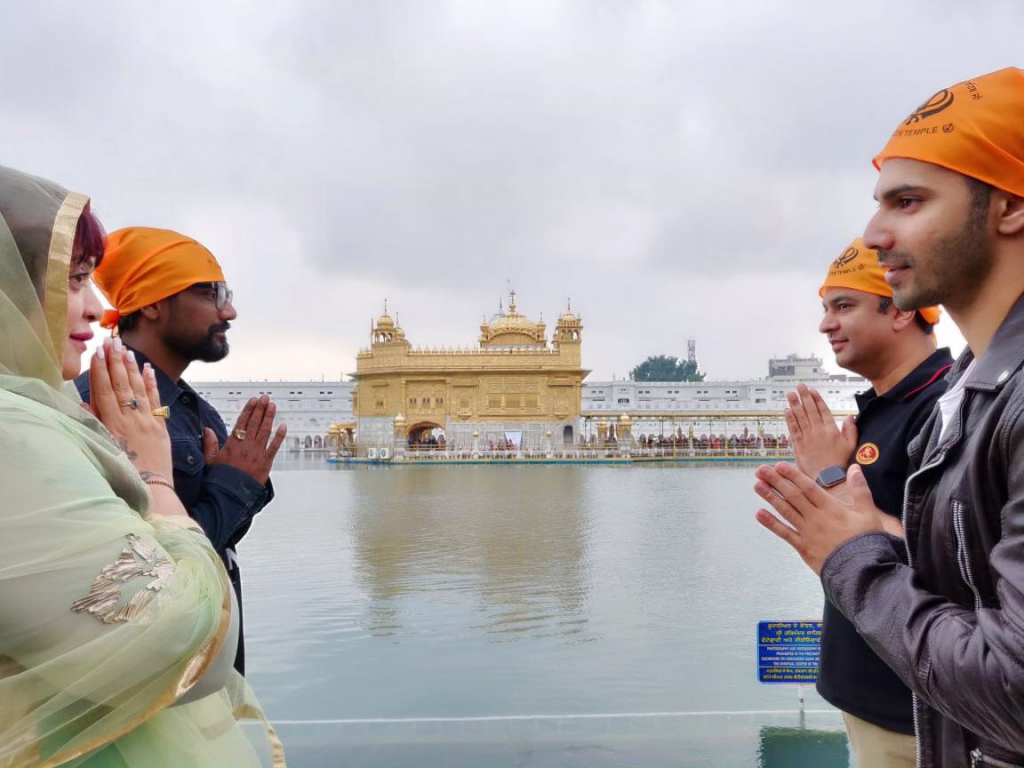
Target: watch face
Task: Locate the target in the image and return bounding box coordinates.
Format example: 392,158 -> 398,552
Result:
818,465 -> 846,487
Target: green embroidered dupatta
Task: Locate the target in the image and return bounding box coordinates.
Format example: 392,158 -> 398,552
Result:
0,165 -> 284,767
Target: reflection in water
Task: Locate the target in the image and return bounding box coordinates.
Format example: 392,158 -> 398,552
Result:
241,464 -> 848,765
348,467 -> 591,641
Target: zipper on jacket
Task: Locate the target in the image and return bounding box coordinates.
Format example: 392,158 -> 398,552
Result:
902,447 -> 951,768
971,748 -> 1024,767
953,501 -> 984,611
902,447 -> 952,567
902,372 -> 973,767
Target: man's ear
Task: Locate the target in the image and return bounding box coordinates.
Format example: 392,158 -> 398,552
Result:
139,302 -> 161,321
995,192 -> 1024,237
891,308 -> 917,332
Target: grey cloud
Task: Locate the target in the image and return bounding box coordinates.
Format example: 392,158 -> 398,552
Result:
0,0 -> 1017,379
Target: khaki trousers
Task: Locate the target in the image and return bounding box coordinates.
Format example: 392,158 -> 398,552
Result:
843,712 -> 916,768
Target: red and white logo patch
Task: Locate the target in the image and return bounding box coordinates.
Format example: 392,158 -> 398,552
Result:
856,443 -> 879,465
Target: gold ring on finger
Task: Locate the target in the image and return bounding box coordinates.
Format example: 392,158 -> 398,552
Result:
119,398 -> 139,410
233,428 -> 247,440
151,406 -> 170,419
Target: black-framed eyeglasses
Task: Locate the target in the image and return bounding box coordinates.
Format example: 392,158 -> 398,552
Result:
189,282 -> 234,311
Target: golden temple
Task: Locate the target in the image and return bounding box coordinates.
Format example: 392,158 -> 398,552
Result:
351,292 -> 587,455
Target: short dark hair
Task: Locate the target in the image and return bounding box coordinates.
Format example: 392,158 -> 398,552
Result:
877,295 -> 935,335
116,289 -> 184,335
117,310 -> 141,336
913,313 -> 935,335
72,203 -> 105,268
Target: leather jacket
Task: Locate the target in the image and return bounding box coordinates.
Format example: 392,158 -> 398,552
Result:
822,293 -> 1024,768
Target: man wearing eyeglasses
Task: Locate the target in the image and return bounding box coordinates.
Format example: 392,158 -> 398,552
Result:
75,226 -> 286,676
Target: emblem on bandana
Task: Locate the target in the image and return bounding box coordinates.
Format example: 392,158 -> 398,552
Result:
856,442 -> 880,465
72,534 -> 176,624
832,247 -> 858,269
903,89 -> 955,125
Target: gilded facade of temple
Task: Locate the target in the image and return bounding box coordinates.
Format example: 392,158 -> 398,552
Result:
352,293 -> 587,453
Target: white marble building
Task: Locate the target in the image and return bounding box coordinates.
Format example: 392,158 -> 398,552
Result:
191,380 -> 354,451
193,355 -> 868,450
579,357 -> 866,444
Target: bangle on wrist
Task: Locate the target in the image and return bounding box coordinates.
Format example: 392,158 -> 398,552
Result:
143,476 -> 175,492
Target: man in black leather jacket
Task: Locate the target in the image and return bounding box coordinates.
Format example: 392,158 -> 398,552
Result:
754,67 -> 1024,767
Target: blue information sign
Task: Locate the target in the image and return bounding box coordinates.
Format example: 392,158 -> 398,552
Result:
757,620 -> 821,684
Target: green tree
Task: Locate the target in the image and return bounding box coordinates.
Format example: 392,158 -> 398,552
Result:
630,355 -> 705,382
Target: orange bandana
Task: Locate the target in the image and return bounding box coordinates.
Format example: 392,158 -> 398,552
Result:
819,237 -> 940,325
94,227 -> 225,329
873,67 -> 1024,197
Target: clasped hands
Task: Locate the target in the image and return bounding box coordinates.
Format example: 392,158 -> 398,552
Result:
202,396 -> 287,486
87,339 -> 286,487
754,384 -> 897,575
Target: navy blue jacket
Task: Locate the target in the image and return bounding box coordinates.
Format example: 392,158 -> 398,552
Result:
75,347 -> 273,674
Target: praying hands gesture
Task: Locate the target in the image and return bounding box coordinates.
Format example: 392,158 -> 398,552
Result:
202,395 -> 287,486
753,462 -> 887,575
785,383 -> 857,478
89,338 -> 173,482
89,338 -> 192,523
783,384 -> 903,536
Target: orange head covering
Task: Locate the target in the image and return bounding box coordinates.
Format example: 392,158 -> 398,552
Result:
94,227 -> 226,329
873,67 -> 1024,196
819,237 -> 941,325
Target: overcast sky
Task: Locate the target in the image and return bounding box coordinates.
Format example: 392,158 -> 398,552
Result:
6,1 -> 1022,382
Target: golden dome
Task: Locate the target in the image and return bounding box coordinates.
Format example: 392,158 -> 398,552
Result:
489,312 -> 539,336
480,290 -> 545,345
376,312 -> 396,330
393,412 -> 407,426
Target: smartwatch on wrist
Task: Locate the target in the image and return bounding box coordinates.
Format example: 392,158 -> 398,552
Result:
815,464 -> 847,489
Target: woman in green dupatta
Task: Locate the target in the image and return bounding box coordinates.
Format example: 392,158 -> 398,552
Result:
0,165 -> 285,767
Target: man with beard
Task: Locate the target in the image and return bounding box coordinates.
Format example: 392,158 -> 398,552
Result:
76,227 -> 286,675
753,67 -> 1024,767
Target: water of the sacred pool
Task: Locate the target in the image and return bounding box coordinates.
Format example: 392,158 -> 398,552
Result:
241,460 -> 849,768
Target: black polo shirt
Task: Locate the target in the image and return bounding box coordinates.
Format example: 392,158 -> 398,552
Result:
816,347 -> 953,733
